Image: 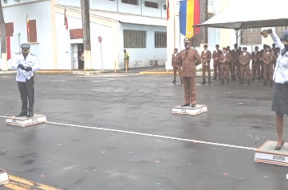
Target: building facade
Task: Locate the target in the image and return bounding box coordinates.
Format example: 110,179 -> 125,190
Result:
1,0 -> 168,70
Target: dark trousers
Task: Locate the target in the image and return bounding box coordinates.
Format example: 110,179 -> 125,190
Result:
17,77 -> 34,113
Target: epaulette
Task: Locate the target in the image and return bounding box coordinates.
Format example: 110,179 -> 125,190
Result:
30,53 -> 35,56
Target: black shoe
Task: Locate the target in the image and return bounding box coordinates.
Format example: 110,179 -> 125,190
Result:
16,111 -> 27,117
27,111 -> 34,118
274,140 -> 284,150
190,104 -> 196,108
172,80 -> 176,83
208,78 -> 211,85
181,103 -> 190,107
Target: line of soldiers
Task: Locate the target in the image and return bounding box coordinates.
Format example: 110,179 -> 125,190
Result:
172,43 -> 280,86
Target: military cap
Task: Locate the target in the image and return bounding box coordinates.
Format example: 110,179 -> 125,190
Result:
20,43 -> 30,49
184,37 -> 191,42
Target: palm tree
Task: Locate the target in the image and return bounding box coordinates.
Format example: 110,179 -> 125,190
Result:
80,0 -> 92,70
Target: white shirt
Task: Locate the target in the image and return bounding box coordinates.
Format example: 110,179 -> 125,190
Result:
8,53 -> 40,82
271,31 -> 288,84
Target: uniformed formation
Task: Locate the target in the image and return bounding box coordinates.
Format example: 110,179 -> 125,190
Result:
172,42 -> 279,86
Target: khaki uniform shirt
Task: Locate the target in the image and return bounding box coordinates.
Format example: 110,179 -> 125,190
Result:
239,52 -> 251,65
180,48 -> 201,77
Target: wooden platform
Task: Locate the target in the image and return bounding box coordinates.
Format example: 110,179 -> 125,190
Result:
5,114 -> 47,127
0,169 -> 9,185
254,140 -> 288,167
172,105 -> 207,116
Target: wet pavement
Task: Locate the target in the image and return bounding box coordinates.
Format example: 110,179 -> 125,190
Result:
0,73 -> 287,190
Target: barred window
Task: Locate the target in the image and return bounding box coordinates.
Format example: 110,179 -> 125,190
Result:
122,0 -> 138,5
155,32 -> 166,48
240,28 -> 261,45
144,1 -> 158,8
276,26 -> 288,37
124,30 -> 146,48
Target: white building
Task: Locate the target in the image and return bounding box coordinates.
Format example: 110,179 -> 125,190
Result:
2,0 -> 168,70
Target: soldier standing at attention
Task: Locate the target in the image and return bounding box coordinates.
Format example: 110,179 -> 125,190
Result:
171,48 -> 182,84
219,47 -> 232,84
230,44 -> 239,81
212,44 -> 222,80
9,43 -> 40,117
259,44 -> 267,79
123,49 -> 129,72
201,44 -> 212,85
179,38 -> 201,107
239,47 -> 251,85
261,45 -> 276,86
251,46 -> 261,81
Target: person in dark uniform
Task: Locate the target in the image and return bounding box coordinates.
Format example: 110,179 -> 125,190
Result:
212,44 -> 222,80
179,38 -> 201,107
251,46 -> 261,81
264,29 -> 288,150
200,44 -> 211,85
230,44 -> 239,81
9,43 -> 40,117
171,48 -> 182,84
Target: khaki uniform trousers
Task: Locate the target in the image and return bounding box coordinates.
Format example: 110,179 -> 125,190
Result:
263,63 -> 274,81
220,64 -> 230,80
183,77 -> 196,105
240,65 -> 251,80
252,64 -> 261,79
202,61 -> 211,79
213,61 -> 221,79
173,64 -> 182,80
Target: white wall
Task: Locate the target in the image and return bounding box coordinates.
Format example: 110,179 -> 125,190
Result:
58,0 -> 166,18
4,0 -> 53,69
119,23 -> 166,69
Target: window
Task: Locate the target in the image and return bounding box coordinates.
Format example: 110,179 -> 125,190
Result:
276,26 -> 288,37
155,32 -> 166,48
163,4 -> 166,10
122,0 -> 138,5
27,19 -> 37,43
144,1 -> 158,8
124,30 -> 146,48
241,28 -> 261,45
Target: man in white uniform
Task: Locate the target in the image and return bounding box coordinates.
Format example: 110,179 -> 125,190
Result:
9,43 -> 40,117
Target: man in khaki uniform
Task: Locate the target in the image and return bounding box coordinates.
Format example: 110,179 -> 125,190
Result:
219,47 -> 233,84
201,44 -> 211,85
179,38 -> 201,107
239,47 -> 251,85
123,49 -> 129,72
261,46 -> 276,85
171,48 -> 182,84
251,46 -> 261,81
212,44 -> 222,80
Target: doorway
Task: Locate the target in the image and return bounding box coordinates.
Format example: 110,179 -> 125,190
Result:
71,43 -> 84,70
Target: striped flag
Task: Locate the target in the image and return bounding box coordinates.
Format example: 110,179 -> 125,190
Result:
180,0 -> 200,38
26,14 -> 30,42
166,0 -> 169,20
64,8 -> 68,30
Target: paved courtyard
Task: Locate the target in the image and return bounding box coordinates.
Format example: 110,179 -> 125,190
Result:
0,73 -> 287,190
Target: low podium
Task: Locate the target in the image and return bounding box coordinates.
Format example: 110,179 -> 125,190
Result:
5,114 -> 47,127
254,140 -> 288,167
0,169 -> 9,185
172,104 -> 207,116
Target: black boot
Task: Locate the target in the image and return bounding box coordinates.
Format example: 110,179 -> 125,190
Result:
201,78 -> 206,85
208,78 -> 211,85
16,111 -> 27,117
181,103 -> 190,107
27,110 -> 34,118
172,78 -> 176,83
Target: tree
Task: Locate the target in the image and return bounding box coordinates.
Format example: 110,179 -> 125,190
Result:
80,0 -> 92,70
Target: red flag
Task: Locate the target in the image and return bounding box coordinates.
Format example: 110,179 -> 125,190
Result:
194,0 -> 200,34
64,8 -> 68,30
166,0 -> 169,20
